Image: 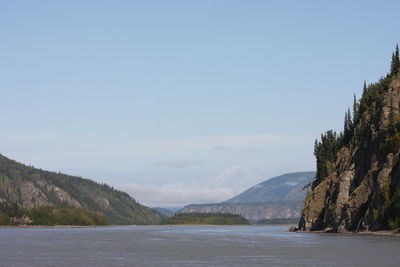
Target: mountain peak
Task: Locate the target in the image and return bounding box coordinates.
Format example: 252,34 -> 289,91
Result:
224,171 -> 315,203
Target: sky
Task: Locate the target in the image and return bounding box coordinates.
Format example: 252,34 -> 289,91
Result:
1,0 -> 400,207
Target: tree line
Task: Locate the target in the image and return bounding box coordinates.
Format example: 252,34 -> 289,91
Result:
314,45 -> 400,183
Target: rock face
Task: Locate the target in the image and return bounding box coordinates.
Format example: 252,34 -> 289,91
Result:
19,180 -> 83,210
299,75 -> 400,232
0,154 -> 162,225
180,172 -> 315,223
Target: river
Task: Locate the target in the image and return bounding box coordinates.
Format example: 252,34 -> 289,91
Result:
0,225 -> 399,266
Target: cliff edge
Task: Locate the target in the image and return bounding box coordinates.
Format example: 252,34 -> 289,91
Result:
299,47 -> 400,232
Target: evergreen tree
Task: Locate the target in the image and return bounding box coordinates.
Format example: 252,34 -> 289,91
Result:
347,108 -> 352,130
363,80 -> 367,96
314,130 -> 341,181
344,110 -> 349,134
353,94 -> 359,124
343,108 -> 353,145
391,52 -> 395,74
396,44 -> 399,67
391,44 -> 400,75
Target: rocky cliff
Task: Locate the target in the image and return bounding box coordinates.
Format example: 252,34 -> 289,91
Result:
0,154 -> 162,225
299,52 -> 400,232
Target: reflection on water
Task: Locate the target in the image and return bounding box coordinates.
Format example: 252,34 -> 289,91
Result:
0,225 -> 399,266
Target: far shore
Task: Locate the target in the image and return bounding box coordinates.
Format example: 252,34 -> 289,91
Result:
1,224 -> 242,228
0,225 -> 138,229
0,224 -> 249,228
3,224 -> 400,238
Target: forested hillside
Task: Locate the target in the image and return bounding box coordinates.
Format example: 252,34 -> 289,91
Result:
0,154 -> 162,225
160,213 -> 249,225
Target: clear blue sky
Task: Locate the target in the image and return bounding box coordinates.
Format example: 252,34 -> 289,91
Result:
1,0 -> 399,207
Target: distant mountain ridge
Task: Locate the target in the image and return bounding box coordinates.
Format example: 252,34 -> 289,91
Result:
153,207 -> 176,217
224,172 -> 315,203
0,154 -> 162,225
180,172 -> 315,222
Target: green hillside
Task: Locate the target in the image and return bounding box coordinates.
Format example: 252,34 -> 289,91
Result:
160,213 -> 249,225
0,203 -> 108,226
0,154 -> 162,225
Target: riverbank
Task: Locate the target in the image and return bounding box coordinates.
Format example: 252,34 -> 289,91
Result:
0,224 -> 131,229
292,227 -> 400,237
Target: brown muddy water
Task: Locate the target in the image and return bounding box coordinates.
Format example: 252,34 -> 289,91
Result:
0,225 -> 399,266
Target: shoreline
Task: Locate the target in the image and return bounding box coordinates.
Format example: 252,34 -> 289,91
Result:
0,223 -> 280,228
294,229 -> 400,237
3,224 -> 400,237
0,225 -> 137,229
0,224 -> 245,228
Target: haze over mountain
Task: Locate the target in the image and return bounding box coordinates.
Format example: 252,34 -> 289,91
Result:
181,172 -> 314,222
153,207 -> 177,217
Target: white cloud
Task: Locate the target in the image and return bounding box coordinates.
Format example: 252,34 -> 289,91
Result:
212,146 -> 231,151
119,165 -> 266,207
213,165 -> 264,188
122,183 -> 233,208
